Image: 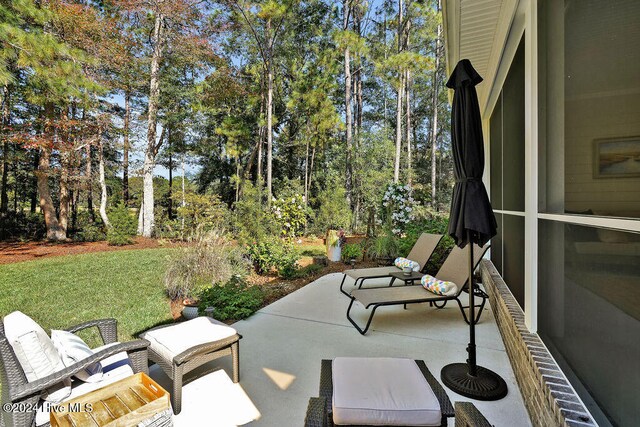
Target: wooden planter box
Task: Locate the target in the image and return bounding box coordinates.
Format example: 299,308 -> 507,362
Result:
50,373 -> 170,427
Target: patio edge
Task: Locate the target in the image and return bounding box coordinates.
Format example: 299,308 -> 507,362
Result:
480,260 -> 596,427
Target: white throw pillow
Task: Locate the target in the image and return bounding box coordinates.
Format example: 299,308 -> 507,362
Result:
3,311 -> 71,402
51,330 -> 103,383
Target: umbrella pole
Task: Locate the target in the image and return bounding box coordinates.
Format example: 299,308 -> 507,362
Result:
467,231 -> 477,376
440,231 -> 508,401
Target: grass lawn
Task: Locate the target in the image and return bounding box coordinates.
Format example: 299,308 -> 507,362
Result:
0,248 -> 176,344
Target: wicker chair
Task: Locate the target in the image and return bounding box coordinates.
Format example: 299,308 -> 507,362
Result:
304,359 -> 455,427
0,317 -> 149,427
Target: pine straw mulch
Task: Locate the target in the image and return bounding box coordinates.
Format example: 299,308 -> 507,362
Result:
0,237 -> 180,265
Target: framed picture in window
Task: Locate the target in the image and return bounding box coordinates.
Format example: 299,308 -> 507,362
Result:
593,137 -> 640,178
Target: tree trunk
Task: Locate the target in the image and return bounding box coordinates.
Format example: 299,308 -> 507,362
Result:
140,11 -> 165,237
307,144 -> 316,202
394,74 -> 404,183
98,134 -> 110,228
167,127 -> 174,219
30,151 -> 38,213
406,69 -> 412,186
84,109 -> 95,222
430,6 -> 442,206
38,107 -> 66,241
123,90 -> 131,205
1,85 -> 10,215
266,17 -> 274,207
58,151 -> 70,235
343,0 -> 353,206
257,81 -> 265,182
393,0 -> 404,183
181,154 -> 185,232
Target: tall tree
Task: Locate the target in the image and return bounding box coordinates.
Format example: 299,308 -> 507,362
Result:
343,0 -> 353,206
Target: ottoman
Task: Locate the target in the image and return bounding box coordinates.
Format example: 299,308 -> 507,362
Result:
141,317 -> 241,414
329,357 -> 451,426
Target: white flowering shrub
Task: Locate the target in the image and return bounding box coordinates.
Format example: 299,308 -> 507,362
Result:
382,183 -> 416,236
271,194 -> 308,238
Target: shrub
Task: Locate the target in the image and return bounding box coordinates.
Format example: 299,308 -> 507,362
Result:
341,243 -> 363,262
398,210 -> 453,275
0,211 -> 46,241
271,194 -> 309,238
232,181 -> 279,245
177,192 -> 228,237
74,222 -> 106,242
197,276 -> 264,321
246,238 -> 300,278
292,263 -> 324,278
381,182 -> 416,236
365,230 -> 400,260
164,231 -> 250,301
312,183 -> 352,233
107,204 -> 137,246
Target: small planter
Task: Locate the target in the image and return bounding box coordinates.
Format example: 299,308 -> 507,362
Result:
182,303 -> 199,320
327,245 -> 342,262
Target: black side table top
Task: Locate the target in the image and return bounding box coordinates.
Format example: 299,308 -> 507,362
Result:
389,271 -> 425,282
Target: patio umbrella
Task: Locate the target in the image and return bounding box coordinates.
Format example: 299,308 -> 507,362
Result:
440,59 -> 507,400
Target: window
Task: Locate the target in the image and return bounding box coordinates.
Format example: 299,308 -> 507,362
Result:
538,1 -> 640,425
490,38 -> 525,308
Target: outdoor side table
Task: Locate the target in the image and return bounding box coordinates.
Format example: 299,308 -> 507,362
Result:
141,317 -> 241,415
388,270 -> 424,286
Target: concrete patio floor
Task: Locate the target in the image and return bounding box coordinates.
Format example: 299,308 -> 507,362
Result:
149,272 -> 532,426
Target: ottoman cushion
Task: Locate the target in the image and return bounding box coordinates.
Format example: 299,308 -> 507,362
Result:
142,317 -> 237,362
332,357 -> 441,426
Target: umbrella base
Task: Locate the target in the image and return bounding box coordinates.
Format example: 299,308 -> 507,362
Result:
441,363 -> 508,401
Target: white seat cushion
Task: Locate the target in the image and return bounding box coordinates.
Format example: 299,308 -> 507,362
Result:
332,357 -> 441,426
3,311 -> 71,402
141,317 -> 237,362
35,343 -> 134,426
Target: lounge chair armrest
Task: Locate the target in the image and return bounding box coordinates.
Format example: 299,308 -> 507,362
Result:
415,360 -> 455,418
172,334 -> 241,365
65,318 -> 117,345
10,339 -> 149,401
304,397 -> 327,427
454,402 -> 492,427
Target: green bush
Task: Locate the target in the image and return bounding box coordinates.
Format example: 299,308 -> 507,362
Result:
164,231 -> 250,301
271,194 -> 309,238
197,276 -> 264,321
232,181 -> 279,245
311,183 -> 352,233
341,243 -> 363,262
74,222 -> 106,242
291,263 -> 324,278
107,204 -> 137,246
365,230 -> 400,260
0,211 -> 47,241
246,238 -> 300,278
397,211 -> 454,275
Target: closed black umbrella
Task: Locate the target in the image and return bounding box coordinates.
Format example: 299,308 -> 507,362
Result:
440,59 -> 507,400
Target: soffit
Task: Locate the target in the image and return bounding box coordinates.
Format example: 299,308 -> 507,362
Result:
443,0 -> 518,110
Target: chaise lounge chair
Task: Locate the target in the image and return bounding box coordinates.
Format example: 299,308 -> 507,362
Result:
346,243 -> 490,335
339,233 -> 444,297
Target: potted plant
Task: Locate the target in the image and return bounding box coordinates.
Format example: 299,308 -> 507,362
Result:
341,243 -> 363,265
182,298 -> 200,320
366,231 -> 400,266
326,229 -> 346,262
